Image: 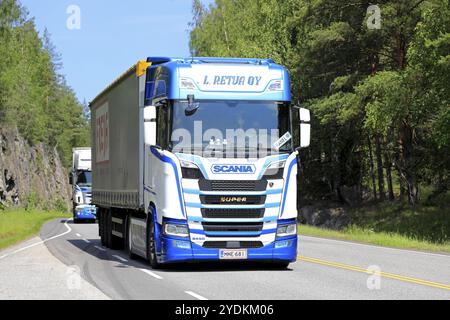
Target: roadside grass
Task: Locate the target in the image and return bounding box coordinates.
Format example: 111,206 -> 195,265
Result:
0,209 -> 70,251
298,224 -> 450,253
298,192 -> 450,253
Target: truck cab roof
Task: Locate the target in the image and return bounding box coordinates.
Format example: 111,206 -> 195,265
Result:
145,57 -> 291,102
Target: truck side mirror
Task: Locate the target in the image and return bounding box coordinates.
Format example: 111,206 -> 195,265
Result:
143,106 -> 157,145
69,172 -> 73,185
299,108 -> 311,148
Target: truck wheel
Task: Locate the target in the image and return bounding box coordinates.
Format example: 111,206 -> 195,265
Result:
99,209 -> 106,246
105,209 -> 112,248
126,216 -> 139,260
147,214 -> 160,269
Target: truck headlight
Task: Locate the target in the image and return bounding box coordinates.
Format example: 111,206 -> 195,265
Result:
264,160 -> 286,178
180,160 -> 198,169
180,160 -> 203,179
164,223 -> 189,237
276,223 -> 297,237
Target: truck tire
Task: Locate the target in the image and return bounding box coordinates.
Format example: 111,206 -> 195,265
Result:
146,214 -> 160,269
126,216 -> 139,260
105,209 -> 112,248
99,208 -> 106,246
72,203 -> 77,221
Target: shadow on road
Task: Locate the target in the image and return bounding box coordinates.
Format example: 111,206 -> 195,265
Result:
65,237 -> 293,273
61,219 -> 97,225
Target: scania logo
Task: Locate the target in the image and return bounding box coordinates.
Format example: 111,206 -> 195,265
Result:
220,196 -> 247,203
211,164 -> 256,174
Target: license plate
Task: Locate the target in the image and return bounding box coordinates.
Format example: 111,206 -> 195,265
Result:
219,249 -> 248,260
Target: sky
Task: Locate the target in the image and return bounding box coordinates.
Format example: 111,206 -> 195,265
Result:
20,0 -> 214,104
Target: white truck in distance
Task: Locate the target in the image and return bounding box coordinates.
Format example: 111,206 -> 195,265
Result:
70,148 -> 96,223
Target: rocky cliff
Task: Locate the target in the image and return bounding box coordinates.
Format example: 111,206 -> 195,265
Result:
0,126 -> 71,211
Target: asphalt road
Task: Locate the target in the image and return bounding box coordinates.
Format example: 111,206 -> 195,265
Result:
8,218 -> 450,300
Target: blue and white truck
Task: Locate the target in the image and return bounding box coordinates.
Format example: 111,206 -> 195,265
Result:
70,148 -> 97,223
90,57 -> 310,268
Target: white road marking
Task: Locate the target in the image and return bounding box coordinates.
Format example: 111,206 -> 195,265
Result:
94,246 -> 106,252
76,233 -> 82,237
299,235 -> 450,259
185,291 -> 208,300
113,255 -> 128,262
140,269 -> 163,280
82,239 -> 90,243
0,219 -> 73,260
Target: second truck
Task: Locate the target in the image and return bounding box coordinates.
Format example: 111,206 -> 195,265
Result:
90,57 -> 310,268
70,148 -> 96,223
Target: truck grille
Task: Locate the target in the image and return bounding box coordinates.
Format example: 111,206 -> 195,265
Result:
200,195 -> 266,205
199,179 -> 267,191
202,222 -> 263,236
202,241 -> 264,249
201,208 -> 264,219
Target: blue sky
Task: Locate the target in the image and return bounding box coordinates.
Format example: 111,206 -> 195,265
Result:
20,0 -> 214,103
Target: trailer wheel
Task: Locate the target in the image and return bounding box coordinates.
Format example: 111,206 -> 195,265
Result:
99,208 -> 106,246
147,213 -> 160,269
105,209 -> 112,248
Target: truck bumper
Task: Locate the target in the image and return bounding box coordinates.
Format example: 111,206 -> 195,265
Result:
158,235 -> 297,264
73,205 -> 97,221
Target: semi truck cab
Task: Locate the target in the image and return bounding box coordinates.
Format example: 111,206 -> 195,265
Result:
91,57 -> 310,268
70,148 -> 97,222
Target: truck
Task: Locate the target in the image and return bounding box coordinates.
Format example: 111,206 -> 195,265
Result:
70,148 -> 97,223
90,57 -> 310,268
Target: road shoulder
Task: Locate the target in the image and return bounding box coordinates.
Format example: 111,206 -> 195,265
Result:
0,236 -> 109,300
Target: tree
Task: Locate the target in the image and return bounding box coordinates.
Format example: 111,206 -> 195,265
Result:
0,0 -> 90,167
189,0 -> 449,205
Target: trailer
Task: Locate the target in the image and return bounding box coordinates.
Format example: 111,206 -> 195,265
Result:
90,57 -> 310,268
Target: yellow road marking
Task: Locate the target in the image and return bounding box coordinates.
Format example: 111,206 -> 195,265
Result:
298,255 -> 450,291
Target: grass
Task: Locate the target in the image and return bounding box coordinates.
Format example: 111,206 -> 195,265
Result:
298,191 -> 450,253
0,209 -> 70,251
298,224 -> 450,253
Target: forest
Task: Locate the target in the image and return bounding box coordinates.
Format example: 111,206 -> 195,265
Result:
0,0 -> 89,167
190,0 -> 450,208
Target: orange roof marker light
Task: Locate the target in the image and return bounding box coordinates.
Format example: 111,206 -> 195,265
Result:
136,60 -> 151,77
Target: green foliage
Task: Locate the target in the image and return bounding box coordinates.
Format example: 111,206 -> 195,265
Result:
53,198 -> 68,213
349,199 -> 450,244
0,0 -> 90,167
0,209 -> 70,250
299,223 -> 450,253
24,192 -> 41,211
190,0 -> 450,204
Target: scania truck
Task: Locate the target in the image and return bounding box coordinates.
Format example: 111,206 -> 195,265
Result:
70,148 -> 96,223
90,57 -> 310,268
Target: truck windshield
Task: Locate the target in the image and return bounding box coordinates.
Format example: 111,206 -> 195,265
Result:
170,100 -> 292,157
77,171 -> 92,187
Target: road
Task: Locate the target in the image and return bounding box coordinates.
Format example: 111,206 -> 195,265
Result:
2,218 -> 450,300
